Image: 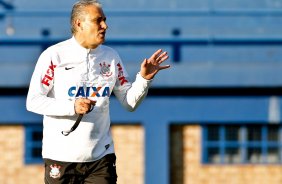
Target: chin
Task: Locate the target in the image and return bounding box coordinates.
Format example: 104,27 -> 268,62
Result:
99,39 -> 106,45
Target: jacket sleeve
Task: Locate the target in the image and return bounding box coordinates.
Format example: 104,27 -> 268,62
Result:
26,48 -> 76,116
113,61 -> 152,112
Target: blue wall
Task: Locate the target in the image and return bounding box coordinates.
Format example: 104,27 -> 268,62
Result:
1,0 -> 282,87
1,96 -> 282,184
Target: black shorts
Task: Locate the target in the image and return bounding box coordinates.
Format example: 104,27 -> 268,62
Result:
44,153 -> 117,184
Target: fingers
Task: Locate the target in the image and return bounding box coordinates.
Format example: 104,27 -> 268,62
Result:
157,52 -> 169,63
149,49 -> 169,64
151,49 -> 163,61
159,64 -> 171,70
75,98 -> 96,114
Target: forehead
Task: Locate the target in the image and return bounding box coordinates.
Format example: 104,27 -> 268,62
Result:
83,5 -> 105,19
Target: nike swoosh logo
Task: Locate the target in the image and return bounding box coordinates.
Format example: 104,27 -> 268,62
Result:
65,67 -> 74,70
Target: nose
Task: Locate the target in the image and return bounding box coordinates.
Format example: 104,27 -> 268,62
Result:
101,21 -> 108,30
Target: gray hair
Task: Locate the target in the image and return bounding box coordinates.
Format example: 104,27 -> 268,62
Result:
70,0 -> 102,34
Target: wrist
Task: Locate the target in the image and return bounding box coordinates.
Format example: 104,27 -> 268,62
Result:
140,72 -> 153,80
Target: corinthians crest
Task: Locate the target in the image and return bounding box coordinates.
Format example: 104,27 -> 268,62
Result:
49,164 -> 61,179
99,62 -> 112,77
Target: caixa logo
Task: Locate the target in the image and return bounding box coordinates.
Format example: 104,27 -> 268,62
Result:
68,86 -> 110,98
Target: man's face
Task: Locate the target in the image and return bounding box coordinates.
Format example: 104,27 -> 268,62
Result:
77,5 -> 108,49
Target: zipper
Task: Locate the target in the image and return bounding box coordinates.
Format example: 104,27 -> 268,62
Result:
86,49 -> 91,81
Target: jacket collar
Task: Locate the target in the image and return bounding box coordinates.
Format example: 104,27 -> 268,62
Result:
70,36 -> 101,55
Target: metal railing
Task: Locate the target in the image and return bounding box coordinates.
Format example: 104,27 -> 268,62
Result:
1,9 -> 282,62
1,36 -> 282,62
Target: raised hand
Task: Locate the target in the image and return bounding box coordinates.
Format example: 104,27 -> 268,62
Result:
140,49 -> 170,80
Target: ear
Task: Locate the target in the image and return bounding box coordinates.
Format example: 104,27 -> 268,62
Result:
75,19 -> 83,31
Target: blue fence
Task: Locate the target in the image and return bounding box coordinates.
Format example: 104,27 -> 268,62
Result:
1,36 -> 282,62
1,8 -> 282,87
1,35 -> 282,87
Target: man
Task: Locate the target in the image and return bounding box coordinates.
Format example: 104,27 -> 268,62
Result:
26,0 -> 170,183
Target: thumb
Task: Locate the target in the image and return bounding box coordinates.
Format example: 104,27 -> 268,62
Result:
142,58 -> 150,66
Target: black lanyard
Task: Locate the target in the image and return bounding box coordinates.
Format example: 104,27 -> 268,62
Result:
61,114 -> 84,136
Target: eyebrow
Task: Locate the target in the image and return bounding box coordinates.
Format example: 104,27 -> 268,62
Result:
91,16 -> 106,21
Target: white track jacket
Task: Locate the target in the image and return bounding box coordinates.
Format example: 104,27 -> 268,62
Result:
26,37 -> 152,162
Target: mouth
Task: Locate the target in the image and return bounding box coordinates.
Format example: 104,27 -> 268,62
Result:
99,31 -> 106,38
